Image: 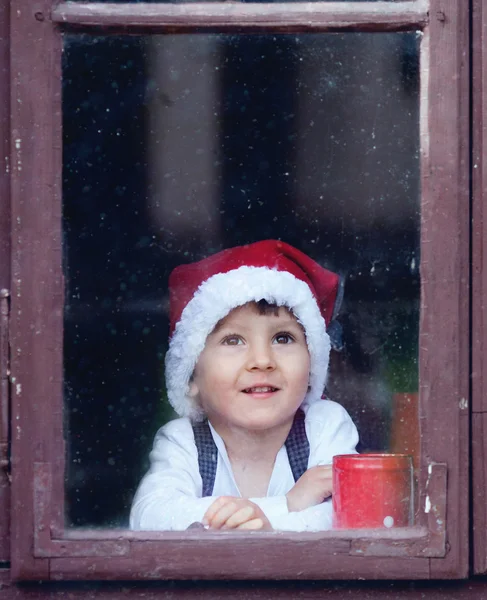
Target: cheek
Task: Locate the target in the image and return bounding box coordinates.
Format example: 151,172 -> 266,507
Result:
291,354 -> 311,388
195,362 -> 236,396
297,369 -> 311,390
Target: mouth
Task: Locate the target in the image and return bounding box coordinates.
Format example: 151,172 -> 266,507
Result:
242,386 -> 279,394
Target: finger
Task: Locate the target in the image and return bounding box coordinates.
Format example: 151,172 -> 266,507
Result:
236,518 -> 264,531
224,505 -> 255,529
320,479 -> 333,500
322,468 -> 333,494
203,496 -> 234,524
311,465 -> 333,484
208,500 -> 241,529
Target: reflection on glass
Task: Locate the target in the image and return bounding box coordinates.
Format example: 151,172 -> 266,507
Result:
63,32 -> 420,527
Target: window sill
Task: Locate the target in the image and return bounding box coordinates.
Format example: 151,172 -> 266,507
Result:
14,463 -> 447,582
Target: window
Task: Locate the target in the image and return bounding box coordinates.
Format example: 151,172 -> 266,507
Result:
63,30 -> 420,528
9,0 -> 469,581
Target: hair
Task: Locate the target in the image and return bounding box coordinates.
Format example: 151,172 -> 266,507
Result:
210,300 -> 283,336
254,299 -> 280,317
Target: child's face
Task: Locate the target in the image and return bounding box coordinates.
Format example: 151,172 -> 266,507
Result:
189,303 -> 311,433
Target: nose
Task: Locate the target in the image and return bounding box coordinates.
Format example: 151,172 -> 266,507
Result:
246,340 -> 276,372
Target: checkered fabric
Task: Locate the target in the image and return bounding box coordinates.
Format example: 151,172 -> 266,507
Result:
284,409 -> 310,483
192,409 -> 310,497
192,420 -> 219,497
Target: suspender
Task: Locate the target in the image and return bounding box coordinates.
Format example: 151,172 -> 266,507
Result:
285,409 -> 310,483
192,419 -> 219,497
192,409 -> 310,497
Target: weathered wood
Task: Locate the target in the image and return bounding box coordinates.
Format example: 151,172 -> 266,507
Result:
9,0 -> 63,582
0,292 -> 10,563
60,526 -> 426,542
7,578 -> 487,599
8,569 -> 487,599
472,0 -> 487,415
473,413 -> 487,574
420,0 -> 469,577
51,1 -> 428,32
50,554 -> 431,581
0,0 -> 10,290
350,537 -> 429,558
33,463 -> 131,559
472,16 -> 487,585
42,520 -> 436,564
421,463 -> 447,558
0,0 -> 11,567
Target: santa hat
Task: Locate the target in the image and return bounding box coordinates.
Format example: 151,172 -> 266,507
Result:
165,240 -> 342,421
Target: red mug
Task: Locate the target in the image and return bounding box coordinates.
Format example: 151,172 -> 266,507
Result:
332,453 -> 413,529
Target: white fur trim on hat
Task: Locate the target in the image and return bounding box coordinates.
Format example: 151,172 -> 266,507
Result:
165,266 -> 330,421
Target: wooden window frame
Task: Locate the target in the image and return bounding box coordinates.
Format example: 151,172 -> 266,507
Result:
473,0 -> 487,576
0,0 -> 11,568
8,0 -> 470,581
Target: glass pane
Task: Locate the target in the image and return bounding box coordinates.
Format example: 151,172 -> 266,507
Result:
63,32 -> 420,528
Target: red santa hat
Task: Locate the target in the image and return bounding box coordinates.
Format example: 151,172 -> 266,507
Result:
165,239 -> 342,421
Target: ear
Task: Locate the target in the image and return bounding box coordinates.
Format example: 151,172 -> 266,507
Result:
188,380 -> 199,399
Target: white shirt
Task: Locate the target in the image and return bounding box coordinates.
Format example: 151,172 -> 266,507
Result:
130,400 -> 359,531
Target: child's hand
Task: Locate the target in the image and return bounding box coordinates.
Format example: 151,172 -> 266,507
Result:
203,496 -> 273,531
286,465 -> 333,512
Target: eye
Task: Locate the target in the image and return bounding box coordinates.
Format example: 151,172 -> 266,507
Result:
273,332 -> 295,344
222,335 -> 244,346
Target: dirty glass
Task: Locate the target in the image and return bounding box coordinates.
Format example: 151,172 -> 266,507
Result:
62,32 -> 420,528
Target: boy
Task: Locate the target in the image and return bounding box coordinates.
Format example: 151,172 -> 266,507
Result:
130,240 -> 358,531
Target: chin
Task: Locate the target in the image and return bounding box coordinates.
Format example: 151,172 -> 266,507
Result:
239,412 -> 295,432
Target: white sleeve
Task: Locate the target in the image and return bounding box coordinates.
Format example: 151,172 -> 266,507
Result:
306,400 -> 359,468
260,499 -> 334,532
129,418 -> 218,530
247,496 -> 333,531
252,400 -> 359,532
